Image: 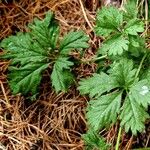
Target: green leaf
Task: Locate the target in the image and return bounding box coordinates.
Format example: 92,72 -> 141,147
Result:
8,63 -> 49,95
78,72 -> 119,98
0,33 -> 49,65
123,1 -> 138,20
124,19 -> 144,35
82,129 -> 110,150
111,59 -> 137,88
120,95 -> 149,135
87,92 -> 122,131
51,57 -> 74,93
128,35 -> 145,57
129,79 -> 150,108
95,6 -> 123,37
59,31 -> 89,55
99,35 -> 129,55
29,11 -> 59,50
0,11 -> 60,96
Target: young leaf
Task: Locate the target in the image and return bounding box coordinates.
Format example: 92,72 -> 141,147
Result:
82,129 -> 110,150
51,57 -> 74,93
95,6 -> 123,37
120,95 -> 149,135
78,72 -> 119,98
87,92 -> 122,131
124,19 -> 144,35
59,31 -> 89,55
99,35 -> 129,55
8,63 -> 49,95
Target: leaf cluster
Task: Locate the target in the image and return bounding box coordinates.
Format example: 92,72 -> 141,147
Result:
78,2 -> 150,149
0,12 -> 89,96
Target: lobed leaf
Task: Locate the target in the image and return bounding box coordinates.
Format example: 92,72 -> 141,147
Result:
95,6 -> 123,37
129,79 -> 150,108
111,59 -> 137,88
99,34 -> 129,56
78,72 -> 119,98
59,31 -> 89,55
8,63 -> 49,95
0,33 -> 49,66
123,1 -> 138,20
128,35 -> 146,57
29,11 -> 59,50
87,91 -> 122,131
82,129 -> 110,150
124,19 -> 144,35
120,95 -> 149,135
51,57 -> 74,93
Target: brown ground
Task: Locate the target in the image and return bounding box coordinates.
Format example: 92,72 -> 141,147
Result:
0,0 -> 150,150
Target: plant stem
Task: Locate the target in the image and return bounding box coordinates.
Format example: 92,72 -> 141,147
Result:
134,53 -> 147,79
81,55 -> 107,63
115,126 -> 122,150
92,55 -> 107,61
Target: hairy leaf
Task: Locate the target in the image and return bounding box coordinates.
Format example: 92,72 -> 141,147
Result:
29,11 -> 59,50
123,1 -> 138,20
111,59 -> 137,88
129,79 -> 150,108
95,6 -> 123,37
51,57 -> 74,92
87,92 -> 122,131
78,72 -> 119,98
128,35 -> 146,57
82,129 -> 110,150
99,35 -> 129,55
120,95 -> 149,135
1,33 -> 49,65
124,19 -> 144,35
8,63 -> 49,95
59,31 -> 89,55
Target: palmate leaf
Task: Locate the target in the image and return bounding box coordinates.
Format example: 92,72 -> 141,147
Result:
95,6 -> 123,37
0,11 -> 59,95
51,57 -> 74,93
87,92 -> 122,131
8,63 -> 49,95
79,59 -> 150,135
82,129 -> 110,150
99,34 -> 129,56
1,11 -> 89,96
59,31 -> 89,55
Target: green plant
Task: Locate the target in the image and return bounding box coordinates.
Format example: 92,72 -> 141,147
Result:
78,2 -> 150,150
82,129 -> 110,150
0,12 -> 89,96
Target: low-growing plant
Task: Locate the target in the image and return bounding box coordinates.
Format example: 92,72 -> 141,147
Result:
0,12 -> 89,97
78,2 -> 150,150
0,1 -> 150,150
